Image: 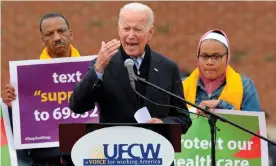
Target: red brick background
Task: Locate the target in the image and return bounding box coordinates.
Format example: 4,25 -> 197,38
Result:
1,2 -> 276,124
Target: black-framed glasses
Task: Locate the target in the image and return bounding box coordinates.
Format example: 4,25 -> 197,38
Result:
197,52 -> 228,62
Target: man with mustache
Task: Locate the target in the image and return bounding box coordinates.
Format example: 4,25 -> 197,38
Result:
2,12 -> 79,166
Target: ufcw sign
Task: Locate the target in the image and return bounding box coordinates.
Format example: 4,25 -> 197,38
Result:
71,126 -> 175,166
84,143 -> 162,165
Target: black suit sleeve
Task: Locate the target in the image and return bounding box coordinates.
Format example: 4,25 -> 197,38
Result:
161,64 -> 192,134
69,59 -> 101,114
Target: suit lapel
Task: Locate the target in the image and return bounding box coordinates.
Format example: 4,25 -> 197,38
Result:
106,49 -> 164,111
145,51 -> 162,100
107,52 -> 138,111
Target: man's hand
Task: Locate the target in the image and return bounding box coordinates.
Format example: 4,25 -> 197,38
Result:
196,100 -> 220,118
147,118 -> 163,123
94,39 -> 121,73
1,84 -> 16,107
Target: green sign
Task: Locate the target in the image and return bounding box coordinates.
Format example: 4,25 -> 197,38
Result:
174,110 -> 268,166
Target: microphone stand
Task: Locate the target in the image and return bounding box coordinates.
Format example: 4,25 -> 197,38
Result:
133,75 -> 276,166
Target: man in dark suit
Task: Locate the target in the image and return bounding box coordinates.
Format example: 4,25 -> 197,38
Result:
70,2 -> 191,133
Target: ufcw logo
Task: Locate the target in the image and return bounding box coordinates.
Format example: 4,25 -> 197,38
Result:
83,143 -> 162,165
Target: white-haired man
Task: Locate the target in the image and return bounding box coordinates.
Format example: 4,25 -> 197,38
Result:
70,2 -> 191,134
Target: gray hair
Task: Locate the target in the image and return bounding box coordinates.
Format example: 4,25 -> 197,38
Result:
118,2 -> 154,29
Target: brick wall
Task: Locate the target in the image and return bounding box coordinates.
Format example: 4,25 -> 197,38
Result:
1,1 -> 276,124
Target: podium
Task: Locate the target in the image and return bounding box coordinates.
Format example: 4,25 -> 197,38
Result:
59,123 -> 182,166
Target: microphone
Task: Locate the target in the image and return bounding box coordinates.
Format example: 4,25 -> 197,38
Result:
124,59 -> 137,89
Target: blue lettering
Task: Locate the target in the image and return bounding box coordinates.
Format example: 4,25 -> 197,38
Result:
103,144 -> 161,160
103,144 -> 117,159
140,144 -> 160,159
117,144 -> 128,159
128,144 -> 140,159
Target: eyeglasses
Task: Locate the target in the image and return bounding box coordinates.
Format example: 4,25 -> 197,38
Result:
197,52 -> 228,62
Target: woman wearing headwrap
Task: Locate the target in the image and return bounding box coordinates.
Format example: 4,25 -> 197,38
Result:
182,29 -> 260,114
